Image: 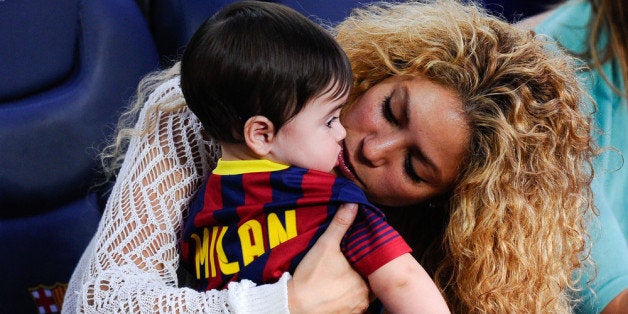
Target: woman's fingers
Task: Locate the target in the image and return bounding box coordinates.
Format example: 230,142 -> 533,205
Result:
320,202 -> 358,243
288,203 -> 369,313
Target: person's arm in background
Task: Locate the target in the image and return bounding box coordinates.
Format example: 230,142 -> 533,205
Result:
601,292 -> 628,314
63,76 -> 369,313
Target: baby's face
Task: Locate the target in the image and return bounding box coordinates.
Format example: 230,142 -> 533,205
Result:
269,88 -> 348,173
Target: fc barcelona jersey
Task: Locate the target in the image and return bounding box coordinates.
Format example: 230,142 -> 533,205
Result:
180,159 -> 411,291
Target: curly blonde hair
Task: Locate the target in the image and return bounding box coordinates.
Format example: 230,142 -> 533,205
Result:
335,1 -> 596,312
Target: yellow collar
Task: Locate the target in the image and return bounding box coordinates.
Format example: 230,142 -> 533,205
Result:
212,159 -> 289,175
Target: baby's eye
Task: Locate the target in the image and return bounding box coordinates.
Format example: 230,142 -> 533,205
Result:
326,116 -> 339,128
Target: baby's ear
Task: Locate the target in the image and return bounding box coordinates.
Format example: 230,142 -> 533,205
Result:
243,115 -> 275,156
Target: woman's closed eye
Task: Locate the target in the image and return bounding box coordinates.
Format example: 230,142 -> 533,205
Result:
405,153 -> 423,183
382,95 -> 399,125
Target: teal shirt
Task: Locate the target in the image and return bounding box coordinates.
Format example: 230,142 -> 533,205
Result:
536,1 -> 628,312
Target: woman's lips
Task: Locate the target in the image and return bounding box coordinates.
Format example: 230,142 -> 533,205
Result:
337,141 -> 360,183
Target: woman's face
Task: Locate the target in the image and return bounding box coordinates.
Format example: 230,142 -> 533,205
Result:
337,75 -> 470,206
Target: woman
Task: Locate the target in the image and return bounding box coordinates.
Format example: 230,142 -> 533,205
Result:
521,0 -> 628,312
63,1 -> 595,313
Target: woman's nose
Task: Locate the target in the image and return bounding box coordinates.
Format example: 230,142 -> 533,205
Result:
362,132 -> 403,166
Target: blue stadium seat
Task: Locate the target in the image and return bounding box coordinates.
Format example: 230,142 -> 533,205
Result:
144,0 -> 557,68
145,0 -> 380,67
478,0 -> 563,22
0,0 -> 160,312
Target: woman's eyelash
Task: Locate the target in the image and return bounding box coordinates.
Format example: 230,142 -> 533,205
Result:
382,95 -> 399,125
404,154 -> 423,183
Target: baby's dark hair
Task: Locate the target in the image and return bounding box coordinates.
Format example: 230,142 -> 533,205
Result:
180,1 -> 353,143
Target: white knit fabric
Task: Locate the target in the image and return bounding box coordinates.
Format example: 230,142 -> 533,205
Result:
63,77 -> 290,313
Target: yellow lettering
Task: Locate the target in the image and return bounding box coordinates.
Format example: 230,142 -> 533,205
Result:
268,210 -> 297,249
191,228 -> 214,279
238,220 -> 265,266
216,226 -> 240,275
192,211 -> 300,278
208,227 -> 218,277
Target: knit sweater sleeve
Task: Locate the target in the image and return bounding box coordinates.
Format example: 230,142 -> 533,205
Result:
63,77 -> 290,313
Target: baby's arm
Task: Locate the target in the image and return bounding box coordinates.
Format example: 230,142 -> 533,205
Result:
368,253 -> 450,313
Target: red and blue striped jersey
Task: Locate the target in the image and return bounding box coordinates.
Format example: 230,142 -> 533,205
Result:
180,159 -> 411,291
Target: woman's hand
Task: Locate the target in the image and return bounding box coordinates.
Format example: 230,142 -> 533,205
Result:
288,203 -> 370,313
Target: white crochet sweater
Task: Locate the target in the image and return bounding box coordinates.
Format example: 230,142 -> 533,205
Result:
63,77 -> 290,313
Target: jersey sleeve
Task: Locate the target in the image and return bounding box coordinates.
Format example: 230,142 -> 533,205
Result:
336,181 -> 412,276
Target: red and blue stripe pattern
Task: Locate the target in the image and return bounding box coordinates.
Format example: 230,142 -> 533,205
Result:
180,166 -> 411,291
